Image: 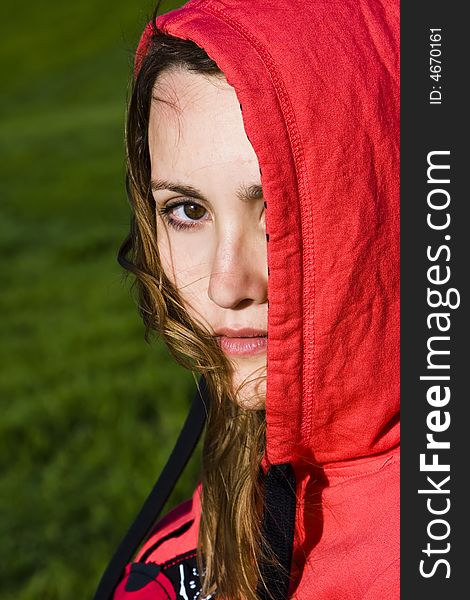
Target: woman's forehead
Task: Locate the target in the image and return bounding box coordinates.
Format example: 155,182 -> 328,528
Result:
148,69 -> 260,190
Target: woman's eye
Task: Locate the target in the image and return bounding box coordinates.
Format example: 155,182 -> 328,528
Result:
158,200 -> 209,230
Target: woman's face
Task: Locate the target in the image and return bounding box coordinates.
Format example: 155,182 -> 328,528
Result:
148,68 -> 268,408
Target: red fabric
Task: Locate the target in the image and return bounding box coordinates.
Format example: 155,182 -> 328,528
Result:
129,0 -> 400,598
136,484 -> 201,564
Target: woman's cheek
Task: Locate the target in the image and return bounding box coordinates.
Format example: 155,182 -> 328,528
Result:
170,237 -> 212,314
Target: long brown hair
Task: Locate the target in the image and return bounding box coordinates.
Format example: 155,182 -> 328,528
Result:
117,4 -> 268,599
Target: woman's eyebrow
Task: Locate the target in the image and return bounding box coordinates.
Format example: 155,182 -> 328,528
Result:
150,178 -> 263,203
236,183 -> 264,203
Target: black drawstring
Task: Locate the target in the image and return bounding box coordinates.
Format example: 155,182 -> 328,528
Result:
257,463 -> 297,600
92,376 -> 208,600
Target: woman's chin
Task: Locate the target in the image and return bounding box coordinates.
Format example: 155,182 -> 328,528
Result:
230,359 -> 266,410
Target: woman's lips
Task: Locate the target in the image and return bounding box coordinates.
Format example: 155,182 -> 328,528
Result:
218,335 -> 267,357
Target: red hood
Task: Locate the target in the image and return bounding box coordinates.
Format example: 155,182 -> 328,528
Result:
137,0 -> 400,468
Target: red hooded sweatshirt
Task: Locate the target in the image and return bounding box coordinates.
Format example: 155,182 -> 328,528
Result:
113,0 -> 400,598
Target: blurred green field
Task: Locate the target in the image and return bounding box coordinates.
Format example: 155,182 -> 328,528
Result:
0,2 -> 201,598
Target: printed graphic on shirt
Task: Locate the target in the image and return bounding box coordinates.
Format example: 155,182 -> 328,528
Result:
124,551 -> 215,600
162,552 -> 213,600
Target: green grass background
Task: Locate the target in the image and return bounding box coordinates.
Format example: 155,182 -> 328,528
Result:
0,1 -> 201,598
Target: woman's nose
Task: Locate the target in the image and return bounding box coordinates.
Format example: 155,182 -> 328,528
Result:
207,226 -> 267,309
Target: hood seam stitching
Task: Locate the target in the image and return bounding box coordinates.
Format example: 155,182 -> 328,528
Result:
199,0 -> 316,458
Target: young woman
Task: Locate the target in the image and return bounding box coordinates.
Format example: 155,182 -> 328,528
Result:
96,0 -> 400,598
